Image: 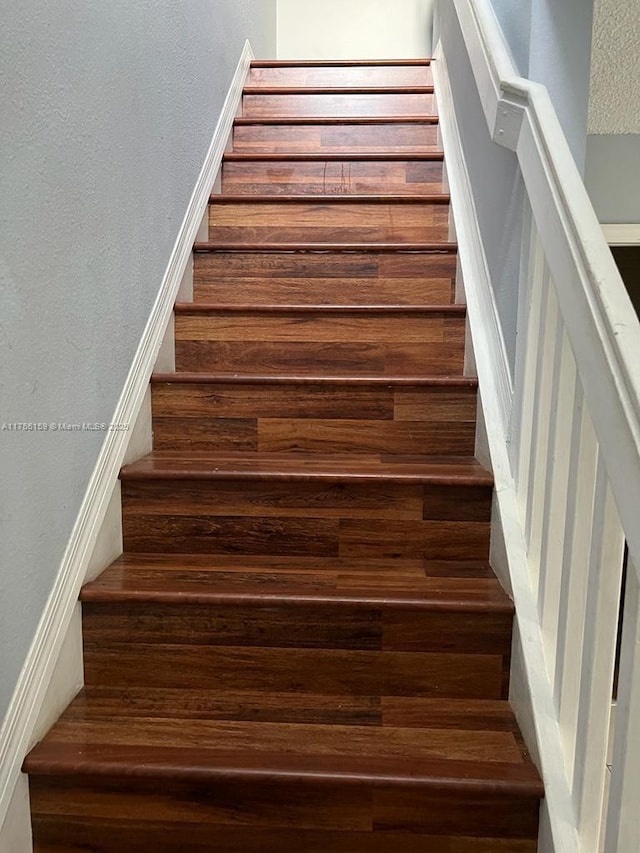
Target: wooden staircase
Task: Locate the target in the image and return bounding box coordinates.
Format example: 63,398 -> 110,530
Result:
24,59 -> 543,852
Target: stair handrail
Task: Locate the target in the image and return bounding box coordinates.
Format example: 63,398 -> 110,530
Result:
436,1 -> 640,850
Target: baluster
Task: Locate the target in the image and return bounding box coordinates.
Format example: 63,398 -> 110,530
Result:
604,553 -> 640,852
570,464 -> 625,849
537,325 -> 579,683
525,278 -> 559,598
512,226 -> 549,521
511,219 -> 546,478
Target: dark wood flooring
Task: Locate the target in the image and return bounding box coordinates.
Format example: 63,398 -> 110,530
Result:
24,57 -> 542,852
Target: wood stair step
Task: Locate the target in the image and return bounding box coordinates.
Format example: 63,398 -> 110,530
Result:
82,553 -> 496,580
80,556 -> 512,684
119,451 -> 493,485
25,692 -> 541,851
231,120 -> 440,154
192,249 -> 457,305
118,451 -> 492,562
81,553 -> 510,609
207,197 -> 450,246
242,93 -> 437,119
151,373 -> 477,454
220,160 -> 446,195
247,65 -> 433,89
173,304 -> 465,374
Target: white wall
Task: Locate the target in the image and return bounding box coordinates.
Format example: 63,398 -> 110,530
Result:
0,0 -> 276,725
277,0 -> 434,59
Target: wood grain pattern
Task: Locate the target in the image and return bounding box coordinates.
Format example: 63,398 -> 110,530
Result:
31,818 -> 538,853
232,122 -> 441,153
193,251 -> 457,305
208,199 -> 450,244
150,375 -> 477,454
175,308 -> 463,344
175,338 -> 464,376
221,160 -> 446,196
25,59 -> 541,852
241,93 -> 437,118
82,643 -> 504,698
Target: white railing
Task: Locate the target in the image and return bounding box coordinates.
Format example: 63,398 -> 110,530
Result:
433,1 -> 640,851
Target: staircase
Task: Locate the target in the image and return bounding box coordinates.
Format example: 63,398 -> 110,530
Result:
23,59 -> 543,851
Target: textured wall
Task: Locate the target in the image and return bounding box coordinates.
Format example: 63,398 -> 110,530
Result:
277,0 -> 434,59
0,0 -> 276,723
589,0 -> 640,134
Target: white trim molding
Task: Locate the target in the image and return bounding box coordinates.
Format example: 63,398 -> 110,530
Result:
0,39 -> 253,843
601,224 -> 640,246
431,50 -> 514,435
436,1 -> 640,851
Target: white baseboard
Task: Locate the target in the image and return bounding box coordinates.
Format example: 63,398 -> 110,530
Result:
0,38 -> 254,842
0,775 -> 32,853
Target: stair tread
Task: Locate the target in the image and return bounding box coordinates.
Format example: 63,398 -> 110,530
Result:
25,694 -> 541,795
242,87 -> 436,95
174,303 -> 465,314
223,152 -> 445,161
82,553 -> 511,610
56,686 -> 521,728
210,193 -> 450,204
194,242 -> 458,252
82,552 -> 496,580
119,452 -> 493,485
234,116 -> 440,125
151,372 -> 477,386
250,60 -> 434,67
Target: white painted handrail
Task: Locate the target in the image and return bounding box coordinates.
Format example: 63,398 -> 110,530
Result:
435,1 -> 640,851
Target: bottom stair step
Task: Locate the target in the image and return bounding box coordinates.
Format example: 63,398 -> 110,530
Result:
25,692 -> 542,851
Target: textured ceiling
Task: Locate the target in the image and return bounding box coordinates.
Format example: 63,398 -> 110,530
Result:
588,0 -> 640,133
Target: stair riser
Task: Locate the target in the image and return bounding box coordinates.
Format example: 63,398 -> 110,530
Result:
30,778 -> 539,845
193,251 -> 457,305
232,122 -> 440,154
82,602 -> 512,656
82,601 -> 511,699
242,93 -> 437,118
207,200 -> 450,244
83,643 -> 504,699
248,66 -> 434,88
151,383 -> 477,454
221,160 -> 446,196
174,314 -> 464,374
32,819 -> 539,853
121,479 -> 491,559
